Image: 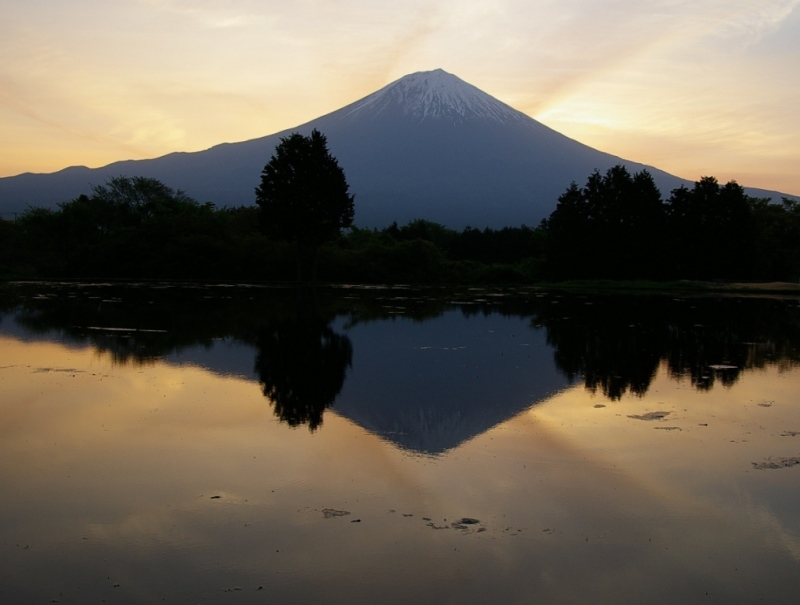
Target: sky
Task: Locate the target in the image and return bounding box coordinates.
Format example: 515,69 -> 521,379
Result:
1,0 -> 799,195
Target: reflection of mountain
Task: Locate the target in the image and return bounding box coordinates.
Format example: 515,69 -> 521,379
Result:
332,311 -> 567,454
5,283 -> 800,454
132,311 -> 562,450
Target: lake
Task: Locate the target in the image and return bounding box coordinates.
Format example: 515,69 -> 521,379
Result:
1,282 -> 800,604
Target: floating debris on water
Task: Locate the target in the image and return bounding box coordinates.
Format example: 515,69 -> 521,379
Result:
752,457 -> 800,470
423,516 -> 485,532
628,411 -> 671,421
450,518 -> 482,530
322,508 -> 350,518
85,326 -> 168,333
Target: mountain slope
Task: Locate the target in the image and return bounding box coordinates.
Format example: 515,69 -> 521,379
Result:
0,69 -> 793,227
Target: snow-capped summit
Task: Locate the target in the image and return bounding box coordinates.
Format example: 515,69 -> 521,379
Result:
341,69 -> 526,124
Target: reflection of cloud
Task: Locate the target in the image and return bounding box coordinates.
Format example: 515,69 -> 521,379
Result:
742,495 -> 800,562
531,363 -> 800,567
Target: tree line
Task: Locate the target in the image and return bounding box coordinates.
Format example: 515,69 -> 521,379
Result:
0,180 -> 545,283
1,130 -> 798,283
543,165 -> 800,281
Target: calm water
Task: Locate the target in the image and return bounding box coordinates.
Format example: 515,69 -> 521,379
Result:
2,283 -> 800,604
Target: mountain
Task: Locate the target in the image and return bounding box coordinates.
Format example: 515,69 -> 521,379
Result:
0,69 -> 794,228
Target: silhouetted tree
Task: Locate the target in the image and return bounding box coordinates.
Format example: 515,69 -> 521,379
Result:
542,182 -> 592,277
748,197 -> 800,280
82,176 -> 201,221
665,177 -> 755,279
255,129 -> 355,281
0,217 -> 22,278
543,165 -> 665,278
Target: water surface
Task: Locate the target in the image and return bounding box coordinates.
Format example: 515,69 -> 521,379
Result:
1,283 -> 799,604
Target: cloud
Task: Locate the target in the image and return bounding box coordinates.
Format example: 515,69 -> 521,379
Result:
454,0 -> 799,113
136,0 -> 267,28
710,0 -> 800,45
0,66 -> 149,160
320,4 -> 446,96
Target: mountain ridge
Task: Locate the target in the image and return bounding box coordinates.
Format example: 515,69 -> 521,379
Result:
0,69 -> 795,227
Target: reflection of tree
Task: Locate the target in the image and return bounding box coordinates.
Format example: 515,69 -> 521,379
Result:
539,295 -> 800,399
8,282 -> 318,366
541,297 -> 666,399
0,285 -> 19,314
10,283 -> 258,365
254,316 -> 352,431
659,298 -> 800,391
6,283 -> 800,408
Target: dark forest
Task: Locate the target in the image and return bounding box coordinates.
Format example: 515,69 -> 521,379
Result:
2,167 -> 799,284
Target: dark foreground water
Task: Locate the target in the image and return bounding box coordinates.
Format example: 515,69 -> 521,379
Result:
2,282 -> 800,604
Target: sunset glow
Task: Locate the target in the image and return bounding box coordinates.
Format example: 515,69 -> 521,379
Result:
2,0 -> 798,194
